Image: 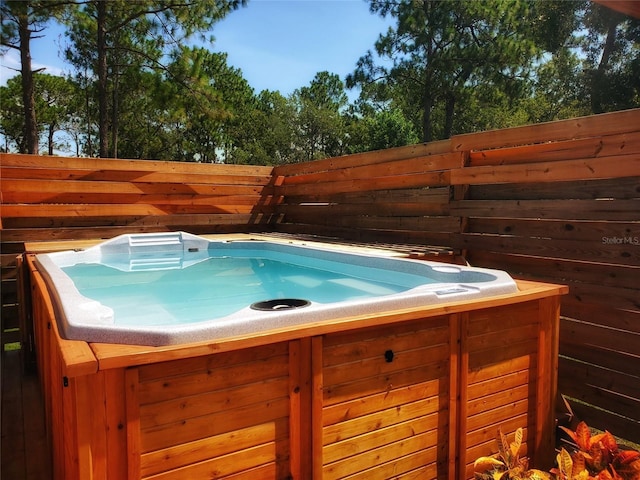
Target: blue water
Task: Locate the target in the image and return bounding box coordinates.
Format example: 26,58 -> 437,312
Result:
62,254 -> 430,327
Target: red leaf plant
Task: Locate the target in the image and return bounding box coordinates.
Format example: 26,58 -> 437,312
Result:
558,421 -> 640,480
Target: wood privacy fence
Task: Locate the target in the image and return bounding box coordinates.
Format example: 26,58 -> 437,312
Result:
1,108 -> 639,442
0,155 -> 274,346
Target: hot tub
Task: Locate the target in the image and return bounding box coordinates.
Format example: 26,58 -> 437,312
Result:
35,231 -> 518,346
27,233 -> 566,480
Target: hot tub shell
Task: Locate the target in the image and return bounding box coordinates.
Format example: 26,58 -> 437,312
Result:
25,235 -> 567,480
34,232 -> 519,346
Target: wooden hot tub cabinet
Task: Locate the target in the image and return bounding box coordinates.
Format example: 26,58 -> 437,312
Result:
27,255 -> 567,480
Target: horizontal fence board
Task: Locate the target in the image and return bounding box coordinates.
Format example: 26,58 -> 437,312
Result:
559,359 -> 640,424
0,153 -> 274,176
0,224 -> 260,243
468,176 -> 640,200
273,223 -> 457,252
1,203 -> 259,218
277,171 -> 450,196
467,218 -> 639,243
279,202 -> 449,218
1,213 -> 269,231
451,154 -> 640,185
562,281 -> 640,311
0,166 -> 273,186
2,191 -> 270,206
467,250 -> 640,289
273,140 -> 452,177
1,178 -> 271,199
459,233 -> 639,265
561,299 -> 640,334
286,185 -> 449,201
451,199 -> 640,221
312,215 -> 460,233
566,400 -> 640,445
560,317 -> 640,358
468,132 -> 640,166
560,341 -> 640,382
281,152 -> 464,186
452,108 -> 640,151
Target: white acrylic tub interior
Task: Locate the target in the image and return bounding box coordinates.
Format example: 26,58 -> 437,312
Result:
35,232 -> 518,346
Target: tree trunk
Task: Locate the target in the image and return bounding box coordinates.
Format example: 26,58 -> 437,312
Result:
421,95 -> 433,143
18,6 -> 38,154
97,0 -> 109,157
111,69 -> 119,158
444,93 -> 455,139
48,123 -> 54,155
591,13 -> 620,114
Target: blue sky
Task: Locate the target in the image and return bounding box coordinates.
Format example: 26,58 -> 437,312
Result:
1,0 -> 392,97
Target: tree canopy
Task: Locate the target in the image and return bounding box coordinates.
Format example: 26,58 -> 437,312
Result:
1,0 -> 638,162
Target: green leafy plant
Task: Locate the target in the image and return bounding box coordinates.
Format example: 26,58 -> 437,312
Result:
474,427 -> 552,479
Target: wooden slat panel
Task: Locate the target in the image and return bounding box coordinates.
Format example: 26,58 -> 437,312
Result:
323,429 -> 440,479
279,201 -> 449,219
1,203 -> 257,218
467,217 -> 639,242
323,342 -> 449,387
285,186 -> 451,204
468,176 -> 640,200
561,281 -> 639,311
304,215 -> 460,233
466,397 -> 531,433
322,396 -> 444,448
0,165 -> 272,185
561,317 -> 640,360
467,250 -> 640,289
561,299 -> 640,334
323,355 -> 448,407
328,447 -> 441,480
277,170 -> 450,196
282,152 -> 464,186
137,342 -> 288,382
467,375 -> 531,408
459,233 -> 639,265
322,380 -> 442,427
133,342 -> 292,478
451,154 -> 640,185
2,190 -> 268,206
141,439 -> 289,480
451,199 -> 640,221
452,108 -> 640,151
140,419 -> 288,478
138,356 -> 288,404
559,358 -> 640,422
140,377 -> 289,428
468,132 -> 640,166
320,318 -> 452,479
273,140 -> 452,177
141,394 -> 290,453
2,213 -> 265,231
565,399 -> 640,445
273,222 -> 456,251
0,153 -> 273,176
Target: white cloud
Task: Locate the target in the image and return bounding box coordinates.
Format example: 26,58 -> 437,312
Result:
1,48 -> 67,86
